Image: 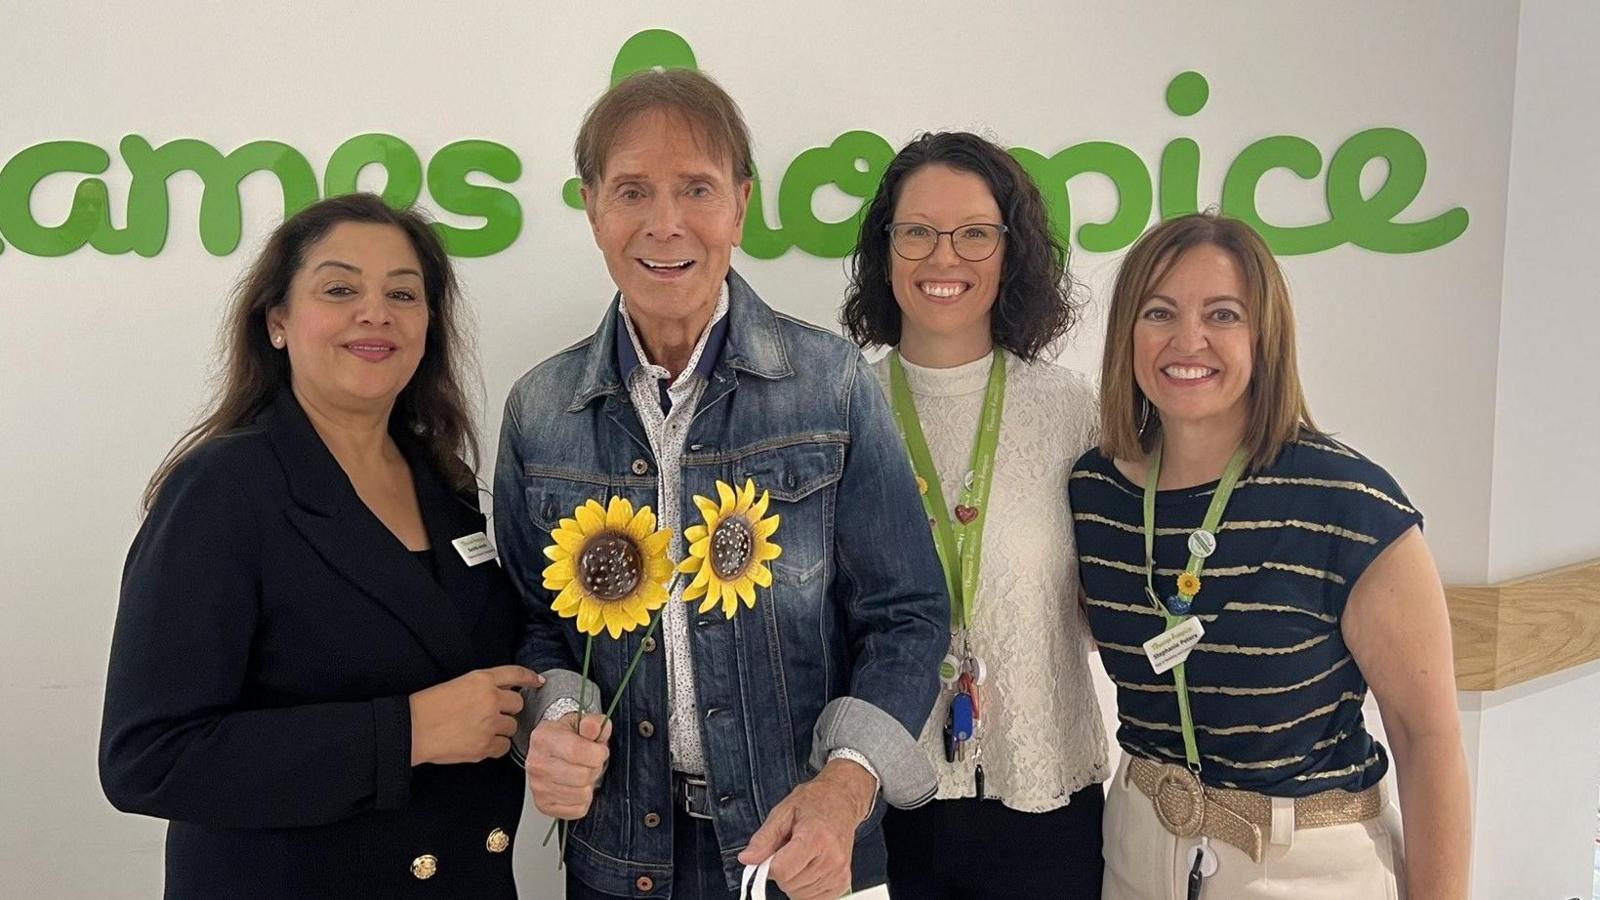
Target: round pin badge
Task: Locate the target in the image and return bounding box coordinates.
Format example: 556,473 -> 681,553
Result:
1187,529 -> 1217,559
939,654 -> 962,685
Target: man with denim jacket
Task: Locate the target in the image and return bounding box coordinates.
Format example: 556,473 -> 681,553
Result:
495,69 -> 948,900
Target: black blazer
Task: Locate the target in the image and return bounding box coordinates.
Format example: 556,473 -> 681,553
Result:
100,391 -> 526,899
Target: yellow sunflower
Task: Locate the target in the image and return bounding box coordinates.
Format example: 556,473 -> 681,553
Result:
1176,571 -> 1202,598
679,479 -> 783,618
543,497 -> 674,638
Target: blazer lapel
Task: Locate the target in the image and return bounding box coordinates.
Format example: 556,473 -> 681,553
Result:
265,391 -> 477,676
407,445 -> 493,641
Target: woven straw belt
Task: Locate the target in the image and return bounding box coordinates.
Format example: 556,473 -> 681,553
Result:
1127,756 -> 1384,863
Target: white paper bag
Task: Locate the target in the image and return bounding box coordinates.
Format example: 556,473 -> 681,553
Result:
738,860 -> 891,900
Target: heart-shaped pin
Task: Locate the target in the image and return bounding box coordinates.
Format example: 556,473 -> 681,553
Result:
954,505 -> 979,525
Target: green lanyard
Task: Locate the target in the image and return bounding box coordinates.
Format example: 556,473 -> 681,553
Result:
1143,442 -> 1250,772
887,350 -> 1007,631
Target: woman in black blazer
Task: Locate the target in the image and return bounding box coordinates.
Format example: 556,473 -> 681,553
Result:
100,194 -> 538,898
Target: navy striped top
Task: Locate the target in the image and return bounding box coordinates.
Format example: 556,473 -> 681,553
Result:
1069,434 -> 1422,796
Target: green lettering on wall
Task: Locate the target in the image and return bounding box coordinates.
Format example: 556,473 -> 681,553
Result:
427,140 -> 523,257
121,135 -> 319,255
325,133 -> 424,208
1013,142 -> 1154,252
1326,127 -> 1469,253
777,130 -> 895,258
0,141 -> 113,256
1220,135 -> 1341,255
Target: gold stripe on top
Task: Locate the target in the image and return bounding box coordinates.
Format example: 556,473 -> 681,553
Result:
1121,690 -> 1364,736
1222,519 -> 1379,545
1241,475 -> 1416,514
1109,655 -> 1355,696
1292,438 -> 1360,459
1294,752 -> 1382,782
1070,469 -> 1125,488
1196,633 -> 1333,656
1221,601 -> 1338,624
1261,561 -> 1347,585
1086,596 -> 1219,623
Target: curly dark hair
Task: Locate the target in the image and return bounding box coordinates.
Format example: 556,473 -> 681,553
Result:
841,131 -> 1079,362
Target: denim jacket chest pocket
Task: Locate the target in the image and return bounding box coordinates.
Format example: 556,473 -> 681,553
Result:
709,435 -> 846,586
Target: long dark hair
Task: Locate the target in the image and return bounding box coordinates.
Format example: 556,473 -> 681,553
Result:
143,193 -> 479,511
841,131 -> 1080,362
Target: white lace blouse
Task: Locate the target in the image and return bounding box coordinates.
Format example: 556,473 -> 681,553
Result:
874,349 -> 1110,812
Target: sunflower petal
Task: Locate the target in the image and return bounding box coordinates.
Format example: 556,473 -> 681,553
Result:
605,496 -> 632,530
626,507 -> 657,541
543,543 -> 570,562
684,524 -> 708,544
716,481 -> 736,515
720,581 -> 739,617
755,514 -> 781,540
576,603 -> 602,636
678,554 -> 704,574
736,577 -> 756,607
641,530 -> 672,559
756,542 -> 783,562
752,564 -> 773,588
541,557 -> 576,588
552,583 -> 583,615
688,536 -> 711,558
752,489 -> 771,519
693,493 -> 721,524
552,526 -> 585,553
575,501 -> 604,534
697,594 -> 719,614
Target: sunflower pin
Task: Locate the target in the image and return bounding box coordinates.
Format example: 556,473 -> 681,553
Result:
679,478 -> 784,618
1176,571 -> 1202,599
542,496 -> 675,638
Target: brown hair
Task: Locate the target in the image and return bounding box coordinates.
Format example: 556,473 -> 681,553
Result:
574,68 -> 754,187
842,131 -> 1079,362
1099,212 -> 1319,470
143,193 -> 479,511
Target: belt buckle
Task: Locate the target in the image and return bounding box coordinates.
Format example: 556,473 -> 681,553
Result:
1151,764 -> 1206,837
677,775 -> 713,820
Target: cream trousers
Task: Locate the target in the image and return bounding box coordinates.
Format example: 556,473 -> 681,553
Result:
1102,757 -> 1405,900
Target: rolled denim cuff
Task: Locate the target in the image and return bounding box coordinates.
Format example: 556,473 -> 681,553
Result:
510,668 -> 601,766
809,696 -> 936,810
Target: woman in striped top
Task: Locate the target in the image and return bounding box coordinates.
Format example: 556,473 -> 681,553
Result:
1071,213 -> 1469,899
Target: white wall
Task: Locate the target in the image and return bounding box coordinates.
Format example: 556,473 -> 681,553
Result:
1465,3 -> 1600,898
0,2 -> 1577,898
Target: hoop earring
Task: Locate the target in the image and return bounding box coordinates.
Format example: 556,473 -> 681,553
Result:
1137,395 -> 1153,436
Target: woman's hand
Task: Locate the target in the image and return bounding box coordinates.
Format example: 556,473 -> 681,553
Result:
408,666 -> 543,765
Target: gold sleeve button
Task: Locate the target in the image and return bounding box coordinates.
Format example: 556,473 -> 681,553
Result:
486,828 -> 511,854
411,854 -> 438,880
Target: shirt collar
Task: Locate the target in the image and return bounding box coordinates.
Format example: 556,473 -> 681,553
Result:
616,281 -> 730,388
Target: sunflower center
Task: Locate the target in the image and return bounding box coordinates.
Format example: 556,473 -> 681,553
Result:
578,533 -> 642,601
710,516 -> 754,580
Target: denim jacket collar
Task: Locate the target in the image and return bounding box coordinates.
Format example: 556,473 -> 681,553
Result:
567,268 -> 793,413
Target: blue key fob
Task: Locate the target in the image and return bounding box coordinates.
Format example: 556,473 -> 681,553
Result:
951,692 -> 975,742
1166,593 -> 1193,616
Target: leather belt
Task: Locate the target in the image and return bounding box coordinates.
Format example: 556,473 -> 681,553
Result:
1127,756 -> 1384,863
674,773 -> 714,820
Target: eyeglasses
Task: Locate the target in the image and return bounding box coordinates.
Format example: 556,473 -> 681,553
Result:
885,222 -> 1008,262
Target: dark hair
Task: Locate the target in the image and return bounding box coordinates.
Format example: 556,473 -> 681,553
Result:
841,131 -> 1079,362
143,193 -> 479,510
575,67 -> 754,187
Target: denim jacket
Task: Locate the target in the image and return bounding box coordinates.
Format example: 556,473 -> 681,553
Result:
495,270 -> 947,897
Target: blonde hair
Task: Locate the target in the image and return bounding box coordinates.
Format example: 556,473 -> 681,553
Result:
1098,212 -> 1319,470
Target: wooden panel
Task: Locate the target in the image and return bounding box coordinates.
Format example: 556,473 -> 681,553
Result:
1446,559 -> 1600,692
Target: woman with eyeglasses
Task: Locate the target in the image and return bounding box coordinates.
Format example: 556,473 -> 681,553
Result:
841,131 -> 1109,899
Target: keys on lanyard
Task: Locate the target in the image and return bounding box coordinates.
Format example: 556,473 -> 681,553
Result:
942,646 -> 989,797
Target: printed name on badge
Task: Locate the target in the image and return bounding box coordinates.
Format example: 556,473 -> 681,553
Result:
451,532 -> 498,567
1143,616 -> 1205,675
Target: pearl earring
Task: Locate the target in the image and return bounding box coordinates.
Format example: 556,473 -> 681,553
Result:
272,334 -> 284,348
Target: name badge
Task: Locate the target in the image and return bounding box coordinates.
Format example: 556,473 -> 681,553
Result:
451,532 -> 498,567
1143,616 -> 1205,675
